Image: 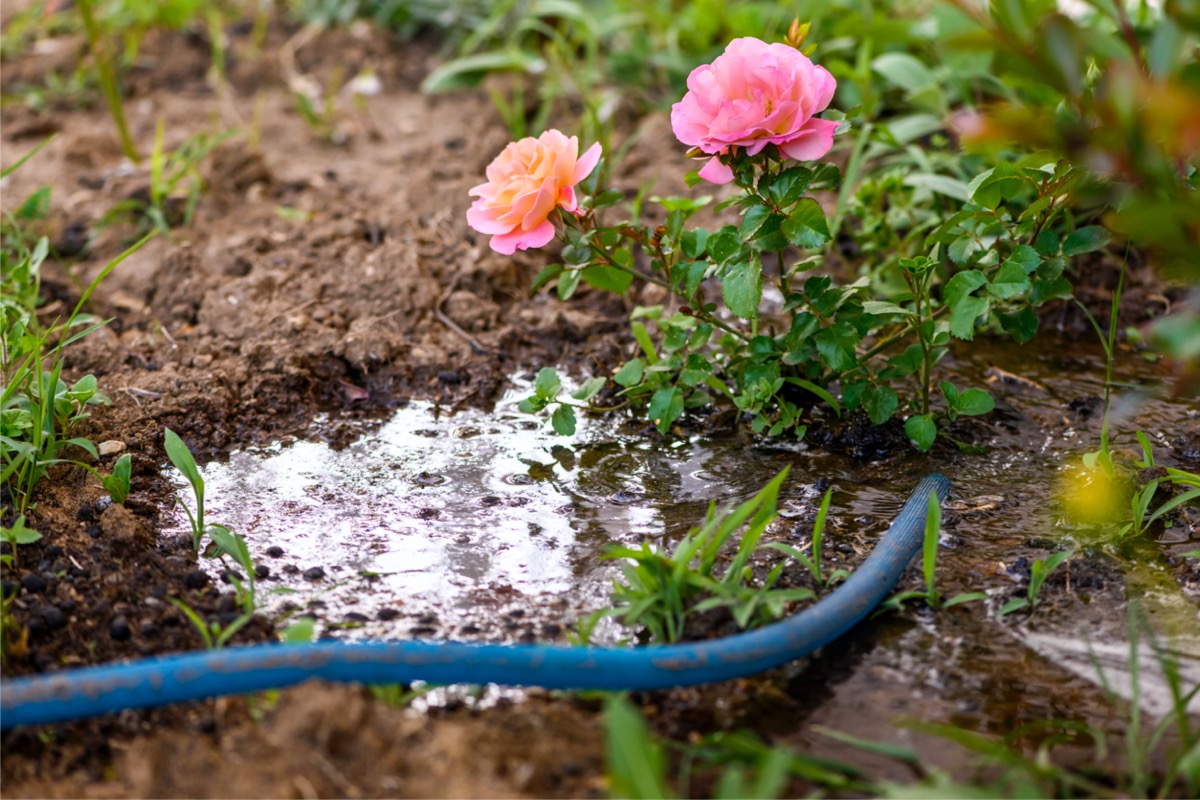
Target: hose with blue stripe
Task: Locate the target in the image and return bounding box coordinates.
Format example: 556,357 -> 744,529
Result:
1,474 -> 950,730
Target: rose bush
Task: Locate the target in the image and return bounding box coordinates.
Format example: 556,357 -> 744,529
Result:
466,129 -> 602,254
671,36 -> 838,184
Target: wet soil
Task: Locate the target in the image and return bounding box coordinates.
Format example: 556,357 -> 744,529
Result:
2,13 -> 1198,800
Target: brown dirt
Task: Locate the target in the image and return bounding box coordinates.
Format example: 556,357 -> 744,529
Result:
0,19 -> 648,797
1,12 -> 1195,800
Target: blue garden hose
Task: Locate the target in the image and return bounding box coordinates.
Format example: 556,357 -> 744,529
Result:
0,474 -> 950,730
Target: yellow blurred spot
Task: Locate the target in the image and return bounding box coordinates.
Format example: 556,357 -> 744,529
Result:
1058,461 -> 1131,526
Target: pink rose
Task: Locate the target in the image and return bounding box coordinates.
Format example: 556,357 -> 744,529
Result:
467,130 -> 602,255
671,37 -> 838,185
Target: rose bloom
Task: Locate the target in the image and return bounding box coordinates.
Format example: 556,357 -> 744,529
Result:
671,37 -> 838,184
467,130 -> 602,255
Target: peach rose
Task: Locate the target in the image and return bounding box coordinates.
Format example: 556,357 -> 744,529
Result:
467,130 -> 602,255
671,37 -> 838,184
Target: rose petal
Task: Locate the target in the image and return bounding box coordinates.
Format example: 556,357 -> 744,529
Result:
698,156 -> 735,184
490,220 -> 556,254
778,117 -> 839,162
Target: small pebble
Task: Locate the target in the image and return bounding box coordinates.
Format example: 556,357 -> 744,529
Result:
377,608 -> 401,621
98,440 -> 126,456
283,564 -> 300,575
417,613 -> 438,625
343,612 -> 369,623
95,496 -> 113,513
184,570 -> 209,589
39,604 -> 67,630
140,621 -> 159,638
217,594 -> 237,614
303,566 -> 325,581
265,546 -> 285,558
109,616 -> 131,641
254,564 -> 270,579
21,574 -> 47,594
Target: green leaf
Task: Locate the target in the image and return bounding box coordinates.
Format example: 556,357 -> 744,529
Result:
530,263 -> 563,292
556,268 -> 581,300
997,597 -> 1029,617
999,308 -> 1038,343
862,300 -> 910,317
970,162 -> 1025,209
103,453 -> 132,504
740,202 -> 772,240
722,259 -> 762,320
613,359 -> 644,388
780,198 -> 830,248
164,428 -> 203,494
943,270 -> 987,306
582,264 -> 633,294
2,515 -> 42,546
863,384 -> 898,425
1007,244 -> 1041,273
420,50 -> 545,93
1030,276 -> 1074,306
949,295 -> 989,340
902,173 -> 971,202
648,387 -> 683,434
814,323 -> 859,372
1062,225 -> 1110,257
534,367 -> 561,400
955,388 -> 994,416
571,377 -> 606,401
551,404 -> 577,436
988,261 -> 1031,300
872,52 -> 936,93
905,415 -> 936,451
707,227 -> 743,263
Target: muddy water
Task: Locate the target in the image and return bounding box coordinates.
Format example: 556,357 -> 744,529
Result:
170,340 -> 1199,732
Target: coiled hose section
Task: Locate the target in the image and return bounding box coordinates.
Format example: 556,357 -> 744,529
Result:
1,474 -> 950,730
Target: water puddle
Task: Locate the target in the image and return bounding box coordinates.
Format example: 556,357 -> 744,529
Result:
169,341 -> 1200,725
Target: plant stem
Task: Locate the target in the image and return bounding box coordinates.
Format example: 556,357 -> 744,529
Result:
76,0 -> 139,164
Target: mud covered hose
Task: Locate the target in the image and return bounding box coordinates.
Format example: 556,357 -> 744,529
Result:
1,474 -> 950,730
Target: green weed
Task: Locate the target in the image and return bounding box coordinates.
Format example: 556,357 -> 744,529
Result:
760,486 -> 850,590
596,468 -> 814,644
879,491 -> 986,612
2,143 -> 154,514
996,549 -> 1074,618
168,596 -> 253,650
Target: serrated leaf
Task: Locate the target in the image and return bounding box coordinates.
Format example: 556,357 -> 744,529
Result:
1062,225 -> 1110,256
780,198 -> 830,248
814,322 -> 859,372
988,261 -> 1031,300
905,415 -> 936,452
740,203 -> 772,240
943,270 -> 987,306
949,295 -> 989,340
970,162 -> 1025,209
1007,244 -> 1041,273
722,259 -> 762,320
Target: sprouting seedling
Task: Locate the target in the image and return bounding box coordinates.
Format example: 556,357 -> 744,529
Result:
167,597 -> 252,650
763,486 -> 849,589
164,427 -> 207,550
0,516 -> 42,569
998,549 -> 1073,617
101,453 -> 132,504
206,524 -> 257,615
880,492 -> 985,612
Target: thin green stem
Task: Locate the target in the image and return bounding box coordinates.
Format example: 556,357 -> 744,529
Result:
76,0 -> 139,164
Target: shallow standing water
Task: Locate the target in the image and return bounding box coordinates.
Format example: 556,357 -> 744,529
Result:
171,340 -> 1200,733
